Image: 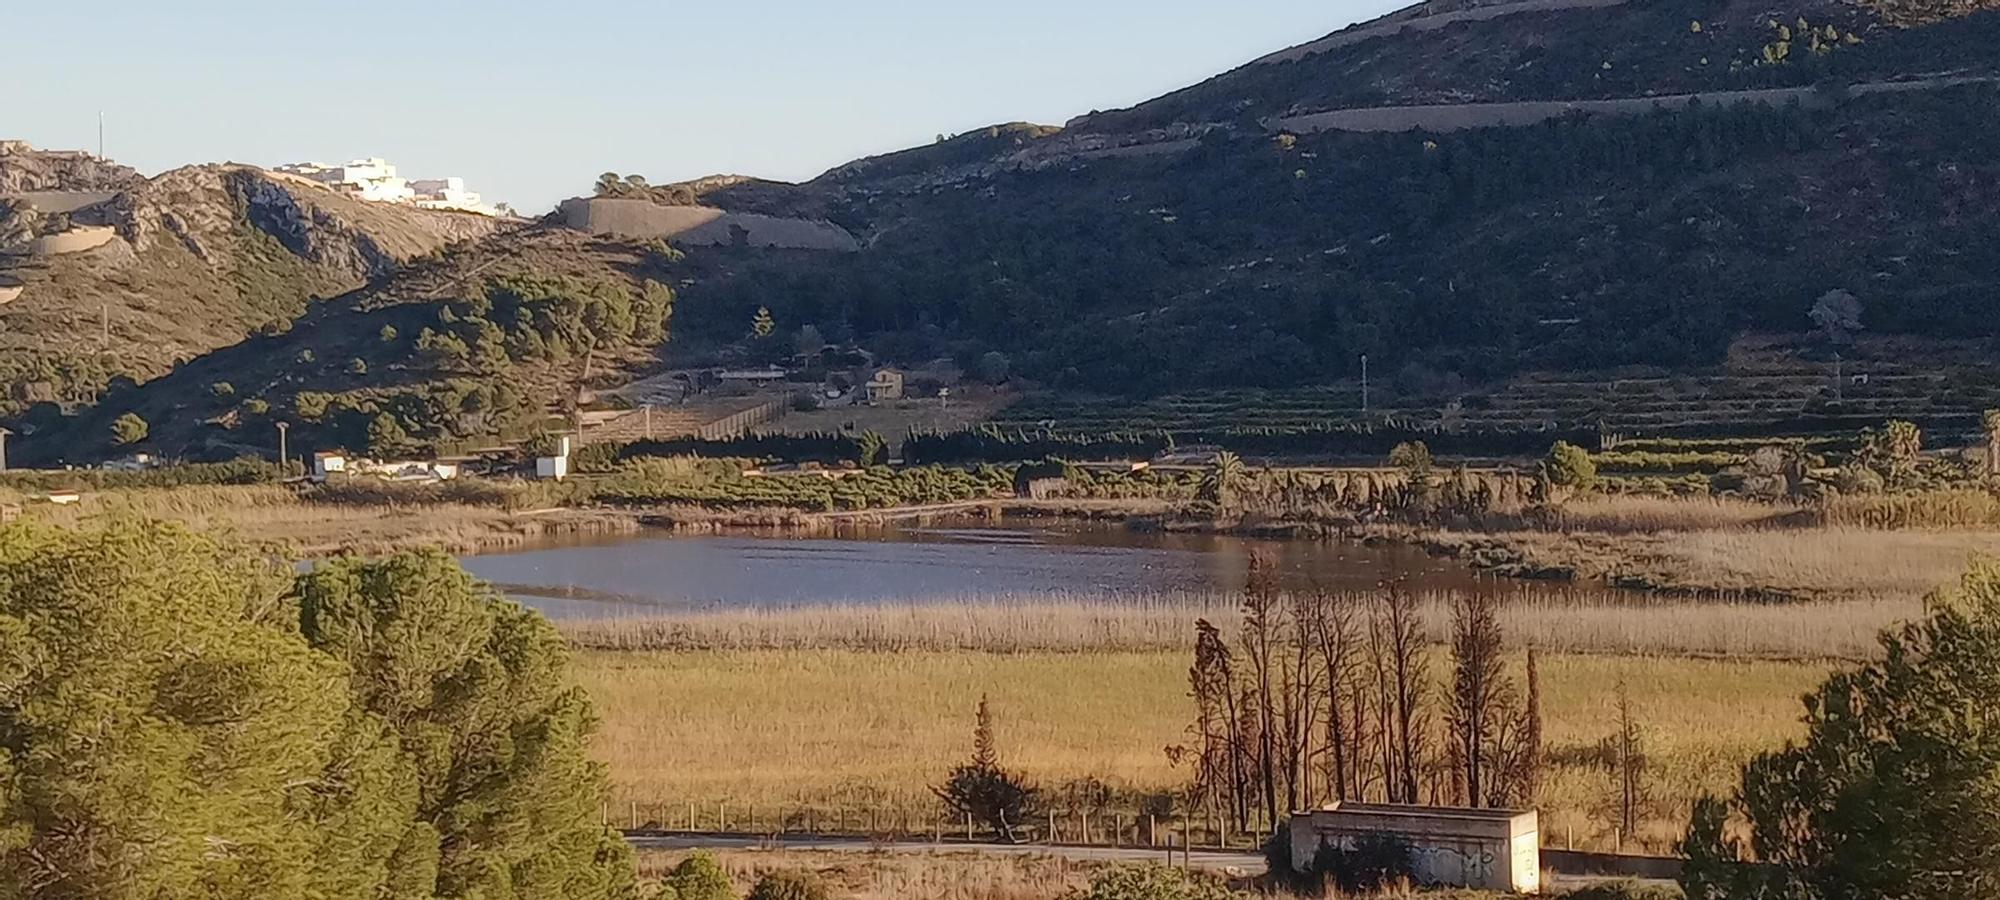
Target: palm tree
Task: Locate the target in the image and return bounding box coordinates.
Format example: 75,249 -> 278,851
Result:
594,172 -> 623,197
1200,451 -> 1246,507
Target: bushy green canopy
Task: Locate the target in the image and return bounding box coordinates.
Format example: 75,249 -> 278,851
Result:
1682,558 -> 2000,900
0,521 -> 633,900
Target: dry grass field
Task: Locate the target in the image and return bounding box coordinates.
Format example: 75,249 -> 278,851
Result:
575,645 -> 1828,854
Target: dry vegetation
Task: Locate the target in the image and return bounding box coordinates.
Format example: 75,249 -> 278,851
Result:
561,592 -> 1910,660
634,848 -> 1112,900
0,483 -> 640,555
1414,494 -> 2000,601
576,646 -> 1827,855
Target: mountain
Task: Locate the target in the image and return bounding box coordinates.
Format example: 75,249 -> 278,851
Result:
0,147 -> 509,413
16,0 -> 2000,462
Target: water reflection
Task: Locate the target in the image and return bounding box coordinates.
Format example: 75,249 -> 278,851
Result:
458,520 -> 1626,618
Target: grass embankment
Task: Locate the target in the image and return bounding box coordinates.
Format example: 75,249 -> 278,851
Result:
576,645 -> 1823,854
1406,494 -> 2000,601
0,482 -> 640,556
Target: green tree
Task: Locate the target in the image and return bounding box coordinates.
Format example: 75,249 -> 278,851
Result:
635,280 -> 676,345
0,524 -> 636,900
751,307 -> 775,340
1388,440 -> 1434,479
1199,451 -> 1247,509
366,413 -> 409,457
1541,441 -> 1598,492
296,550 -> 635,900
1858,420 -> 1922,488
210,381 -> 236,398
932,695 -> 1039,840
111,412 -> 148,445
745,871 -> 828,900
857,430 -> 888,467
1681,559 -> 2000,900
0,522 -> 379,899
658,851 -> 736,900
380,325 -> 400,343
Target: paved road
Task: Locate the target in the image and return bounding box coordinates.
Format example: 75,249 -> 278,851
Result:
626,832 -> 1264,873
625,832 -> 1666,890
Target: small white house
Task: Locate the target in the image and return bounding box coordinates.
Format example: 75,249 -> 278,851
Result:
1290,803 -> 1540,894
312,452 -> 348,482
535,435 -> 573,481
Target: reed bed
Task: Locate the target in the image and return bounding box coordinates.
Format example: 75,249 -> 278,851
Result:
558,590 -> 1914,660
1534,495 -> 1800,534
579,648 -> 1828,856
1822,488 -> 2000,529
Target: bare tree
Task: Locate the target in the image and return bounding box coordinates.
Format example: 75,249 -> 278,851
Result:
1447,593 -> 1515,807
1239,551 -> 1283,828
1307,590 -> 1366,802
1175,619 -> 1249,831
1370,585 -> 1427,804
1608,679 -> 1648,846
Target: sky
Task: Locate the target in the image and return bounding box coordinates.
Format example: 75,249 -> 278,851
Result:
7,1 -> 1401,213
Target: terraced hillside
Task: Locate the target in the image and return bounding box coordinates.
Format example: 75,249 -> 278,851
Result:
992,336 -> 2000,445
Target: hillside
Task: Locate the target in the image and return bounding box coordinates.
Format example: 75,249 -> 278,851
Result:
671,0 -> 2000,399
8,228 -> 680,466
0,149 -> 509,413
16,0 -> 2000,462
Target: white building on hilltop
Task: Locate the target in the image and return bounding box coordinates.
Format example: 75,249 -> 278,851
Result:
274,158 -> 496,215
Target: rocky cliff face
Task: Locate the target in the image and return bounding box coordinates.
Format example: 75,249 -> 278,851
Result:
0,160 -> 513,412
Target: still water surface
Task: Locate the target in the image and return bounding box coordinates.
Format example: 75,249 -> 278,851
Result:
458,521 -> 1616,618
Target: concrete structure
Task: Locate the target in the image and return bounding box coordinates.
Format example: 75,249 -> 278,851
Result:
866,368 -> 906,403
409,177 -> 487,213
1289,803 -> 1540,894
27,225 -> 117,256
559,198 -> 859,252
536,435 -> 573,481
312,452 -> 348,482
43,490 -> 81,506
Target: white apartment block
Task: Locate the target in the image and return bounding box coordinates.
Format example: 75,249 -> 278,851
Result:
273,158 -> 495,214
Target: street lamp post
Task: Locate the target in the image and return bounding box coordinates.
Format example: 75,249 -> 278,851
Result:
275,422 -> 290,474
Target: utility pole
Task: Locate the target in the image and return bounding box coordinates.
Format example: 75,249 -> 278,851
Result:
98,111 -> 104,159
1360,354 -> 1370,415
1833,351 -> 1844,403
275,421 -> 289,473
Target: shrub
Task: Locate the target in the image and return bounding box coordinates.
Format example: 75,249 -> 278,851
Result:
1389,440 -> 1434,477
745,871 -> 827,900
1543,441 -> 1598,491
1309,832 -> 1416,894
110,412 -> 148,446
661,852 -> 736,900
1563,882 -> 1682,900
209,381 -> 235,398
347,358 -> 368,375
1080,865 -> 1237,900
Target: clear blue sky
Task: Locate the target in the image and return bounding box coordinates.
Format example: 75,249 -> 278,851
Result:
8,1 -> 1399,212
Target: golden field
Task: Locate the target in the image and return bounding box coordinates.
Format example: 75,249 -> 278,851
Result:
575,645 -> 1828,853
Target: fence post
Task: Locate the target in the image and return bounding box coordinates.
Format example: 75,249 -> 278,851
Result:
687,801 -> 695,832
1181,818 -> 1191,868
630,800 -> 638,830
1149,815 -> 1157,848
1048,809 -> 1056,844
719,801 -> 727,832
965,811 -> 973,842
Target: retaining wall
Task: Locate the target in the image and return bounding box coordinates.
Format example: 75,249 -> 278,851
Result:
560,198 -> 858,252
10,190 -> 120,215
28,225 -> 118,256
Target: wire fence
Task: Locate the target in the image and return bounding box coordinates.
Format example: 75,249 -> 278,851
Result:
606,800 -> 1274,852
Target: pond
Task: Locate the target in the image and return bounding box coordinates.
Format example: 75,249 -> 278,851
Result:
457,520 -> 1623,618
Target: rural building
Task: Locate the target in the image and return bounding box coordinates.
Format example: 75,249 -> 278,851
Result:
274,158 -> 496,214
536,435 -> 573,481
865,368 -> 906,403
1288,803 -> 1540,894
0,504 -> 20,524
312,452 -> 348,482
